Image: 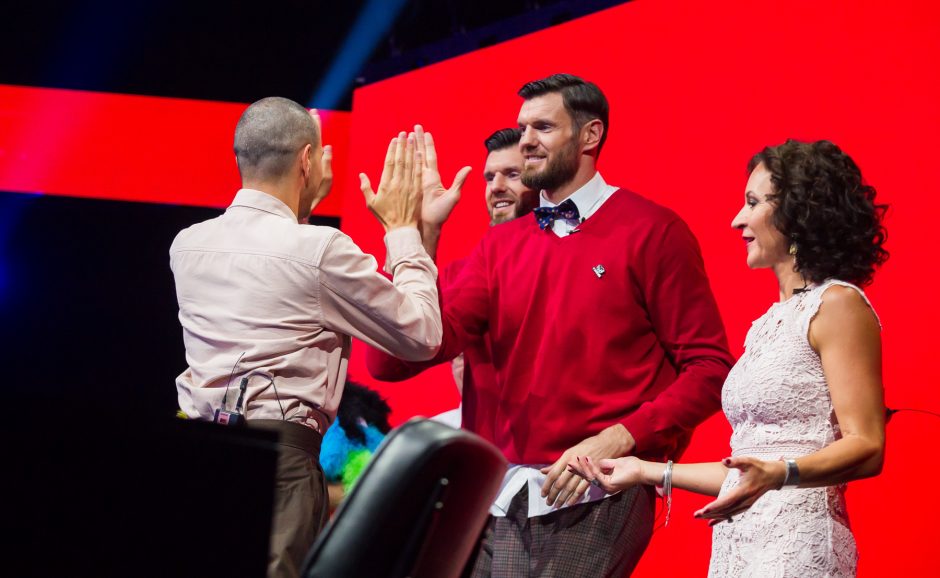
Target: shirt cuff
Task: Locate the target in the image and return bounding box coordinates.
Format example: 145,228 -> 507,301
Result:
383,226 -> 435,275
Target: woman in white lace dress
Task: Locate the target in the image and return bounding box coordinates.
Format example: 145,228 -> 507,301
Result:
569,139 -> 889,577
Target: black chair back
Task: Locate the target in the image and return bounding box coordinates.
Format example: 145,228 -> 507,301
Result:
302,418 -> 507,578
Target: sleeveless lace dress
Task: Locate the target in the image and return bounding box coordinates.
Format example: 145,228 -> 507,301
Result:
708,280 -> 879,578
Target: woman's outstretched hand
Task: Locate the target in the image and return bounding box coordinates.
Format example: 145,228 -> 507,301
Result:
694,456 -> 786,526
566,455 -> 644,494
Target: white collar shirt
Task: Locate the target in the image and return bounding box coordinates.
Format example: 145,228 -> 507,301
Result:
539,171 -> 618,238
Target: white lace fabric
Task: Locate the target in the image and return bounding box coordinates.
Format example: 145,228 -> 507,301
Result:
709,280 -> 878,578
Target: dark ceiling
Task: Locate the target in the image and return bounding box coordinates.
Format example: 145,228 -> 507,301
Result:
0,0 -> 624,109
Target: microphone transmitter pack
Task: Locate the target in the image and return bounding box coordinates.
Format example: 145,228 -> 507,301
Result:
215,376 -> 250,427
213,408 -> 245,427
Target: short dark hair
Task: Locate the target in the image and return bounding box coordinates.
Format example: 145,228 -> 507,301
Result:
749,139 -> 889,286
518,73 -> 609,158
484,128 -> 522,153
233,96 -> 318,181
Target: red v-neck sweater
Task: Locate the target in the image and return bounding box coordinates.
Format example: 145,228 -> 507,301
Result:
367,256 -> 502,443
371,188 -> 733,464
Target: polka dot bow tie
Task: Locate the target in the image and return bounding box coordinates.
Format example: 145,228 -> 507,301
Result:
533,198 -> 580,230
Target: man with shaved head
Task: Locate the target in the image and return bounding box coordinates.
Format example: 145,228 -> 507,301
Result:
170,96 -> 451,578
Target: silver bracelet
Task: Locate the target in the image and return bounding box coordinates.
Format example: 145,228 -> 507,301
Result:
781,458 -> 800,487
662,460 -> 674,526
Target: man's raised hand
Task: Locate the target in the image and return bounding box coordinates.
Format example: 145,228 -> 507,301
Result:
360,132 -> 424,232
299,109 -> 333,220
414,125 -> 472,229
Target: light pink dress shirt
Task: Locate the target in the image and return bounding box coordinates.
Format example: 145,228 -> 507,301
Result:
170,189 -> 441,432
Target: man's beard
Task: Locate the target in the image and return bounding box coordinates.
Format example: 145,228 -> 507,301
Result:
489,191 -> 538,226
489,213 -> 511,226
521,139 -> 580,192
489,206 -> 520,226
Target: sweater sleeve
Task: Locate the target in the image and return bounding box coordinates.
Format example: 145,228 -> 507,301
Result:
366,241 -> 491,380
621,217 -> 734,456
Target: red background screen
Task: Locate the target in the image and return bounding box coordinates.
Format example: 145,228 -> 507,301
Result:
338,1 -> 939,575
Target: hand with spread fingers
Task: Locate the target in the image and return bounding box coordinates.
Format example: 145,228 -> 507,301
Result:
539,424 -> 635,508
693,456 -> 786,526
413,124 -> 472,230
566,454 -> 645,495
359,132 -> 424,232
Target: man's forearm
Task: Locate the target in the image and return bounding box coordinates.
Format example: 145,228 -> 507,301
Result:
366,343 -> 445,381
622,354 -> 729,455
421,223 -> 443,261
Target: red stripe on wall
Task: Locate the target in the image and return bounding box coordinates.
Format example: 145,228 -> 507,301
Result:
0,85 -> 350,217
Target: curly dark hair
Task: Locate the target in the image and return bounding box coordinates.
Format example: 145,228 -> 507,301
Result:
336,381 -> 392,445
748,139 -> 889,286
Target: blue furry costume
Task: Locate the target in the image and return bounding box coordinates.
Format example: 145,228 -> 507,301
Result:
319,382 -> 392,493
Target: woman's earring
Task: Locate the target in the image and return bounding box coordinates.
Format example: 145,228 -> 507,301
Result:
788,243 -> 797,256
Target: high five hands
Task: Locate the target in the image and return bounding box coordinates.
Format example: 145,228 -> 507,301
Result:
360,125 -> 471,235
360,131 -> 424,231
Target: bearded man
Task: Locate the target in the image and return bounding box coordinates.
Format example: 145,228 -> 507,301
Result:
368,127 -> 536,437
371,74 -> 734,576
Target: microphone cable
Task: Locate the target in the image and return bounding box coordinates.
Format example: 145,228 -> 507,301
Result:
220,351 -> 246,413
886,407 -> 940,423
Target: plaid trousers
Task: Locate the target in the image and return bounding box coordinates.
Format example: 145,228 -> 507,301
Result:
467,484 -> 655,577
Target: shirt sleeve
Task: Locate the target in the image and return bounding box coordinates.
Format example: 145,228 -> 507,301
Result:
318,227 -> 442,362
622,217 -> 735,456
366,237 -> 491,379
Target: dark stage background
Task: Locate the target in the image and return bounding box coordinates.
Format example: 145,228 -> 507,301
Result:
0,192 -> 337,415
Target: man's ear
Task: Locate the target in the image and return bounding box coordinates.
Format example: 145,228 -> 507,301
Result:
580,119 -> 604,156
300,143 -> 313,183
